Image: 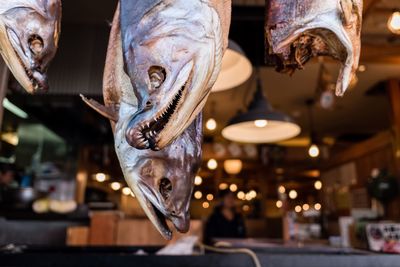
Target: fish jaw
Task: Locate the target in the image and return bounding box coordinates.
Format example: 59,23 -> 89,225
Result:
122,0 -> 223,151
115,102 -> 202,239
0,0 -> 61,93
265,0 -> 362,96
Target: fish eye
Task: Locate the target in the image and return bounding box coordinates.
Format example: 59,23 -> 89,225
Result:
159,177 -> 172,200
28,34 -> 44,55
148,66 -> 166,89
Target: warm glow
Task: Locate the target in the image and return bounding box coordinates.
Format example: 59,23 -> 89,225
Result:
224,159 -> 243,175
254,119 -> 268,128
276,200 -> 283,208
278,185 -> 286,194
194,175 -> 203,186
110,182 -> 122,191
230,184 -> 238,192
237,191 -> 245,200
302,204 -> 310,211
314,180 -> 322,190
194,191 -> 203,199
206,118 -> 217,131
275,168 -> 285,174
206,194 -> 214,201
122,187 -> 132,196
308,144 -> 320,158
289,190 -> 298,199
295,205 -> 302,213
358,65 -> 366,72
202,201 -> 210,209
248,190 -> 257,199
245,193 -> 253,201
388,11 -> 400,34
314,203 -> 322,211
207,159 -> 218,170
95,173 -> 106,183
242,205 -> 250,212
219,183 -> 228,190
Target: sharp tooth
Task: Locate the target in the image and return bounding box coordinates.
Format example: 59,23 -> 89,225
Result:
147,122 -> 150,128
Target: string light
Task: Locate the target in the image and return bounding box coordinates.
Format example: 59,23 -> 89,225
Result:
219,183 -> 228,190
229,184 -> 238,192
308,144 -> 320,158
95,173 -> 106,182
110,182 -> 122,191
206,194 -> 214,201
276,200 -> 283,208
314,180 -> 322,190
278,185 -> 286,194
194,175 -> 203,186
122,187 -> 132,196
295,205 -> 302,213
237,191 -> 245,200
242,205 -> 250,212
388,11 -> 400,34
202,202 -> 210,209
194,191 -> 203,199
314,203 -> 322,211
207,159 -> 218,170
289,190 -> 298,199
302,204 -> 310,211
206,118 -> 217,131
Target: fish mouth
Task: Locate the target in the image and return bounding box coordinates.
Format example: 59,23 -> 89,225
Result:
126,81 -> 189,151
5,27 -> 48,92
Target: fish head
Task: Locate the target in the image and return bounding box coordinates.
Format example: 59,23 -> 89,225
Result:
0,0 -> 61,93
121,0 -> 222,150
265,0 -> 362,95
115,102 -> 202,239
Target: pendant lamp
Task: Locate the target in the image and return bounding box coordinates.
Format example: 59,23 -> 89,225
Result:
212,40 -> 253,92
222,78 -> 301,143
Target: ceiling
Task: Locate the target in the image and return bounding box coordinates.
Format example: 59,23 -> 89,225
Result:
6,0 -> 400,150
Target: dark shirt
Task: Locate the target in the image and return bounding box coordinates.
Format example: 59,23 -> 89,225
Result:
204,206 -> 246,245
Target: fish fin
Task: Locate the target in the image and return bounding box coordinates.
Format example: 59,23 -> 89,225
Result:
340,0 -> 361,27
80,94 -> 119,122
209,0 -> 231,52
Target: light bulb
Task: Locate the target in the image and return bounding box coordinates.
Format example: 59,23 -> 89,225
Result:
206,194 -> 214,201
308,144 -> 320,158
237,191 -> 245,200
388,11 -> 400,34
219,183 -> 228,190
278,185 -> 286,194
110,182 -> 122,191
194,191 -> 203,199
302,204 -> 310,211
254,119 -> 268,128
295,205 -> 302,213
95,173 -> 106,182
122,187 -> 132,196
206,118 -> 217,131
276,200 -> 283,208
194,175 -> 203,186
207,159 -> 218,170
314,203 -> 322,211
229,184 -> 238,192
314,180 -> 322,190
202,201 -> 210,209
289,190 -> 298,199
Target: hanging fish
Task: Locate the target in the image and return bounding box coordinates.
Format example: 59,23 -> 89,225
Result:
119,0 -> 231,151
0,0 -> 62,93
82,6 -> 202,240
265,0 -> 362,96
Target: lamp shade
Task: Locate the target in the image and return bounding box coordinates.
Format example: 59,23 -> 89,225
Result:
222,80 -> 301,143
212,40 -> 252,92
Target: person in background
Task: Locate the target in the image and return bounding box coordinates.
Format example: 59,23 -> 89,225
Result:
0,163 -> 18,189
204,189 -> 246,245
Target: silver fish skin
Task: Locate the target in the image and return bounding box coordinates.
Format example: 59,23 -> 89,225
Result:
265,0 -> 362,96
0,0 -> 61,93
120,0 -> 230,151
82,6 -> 202,240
